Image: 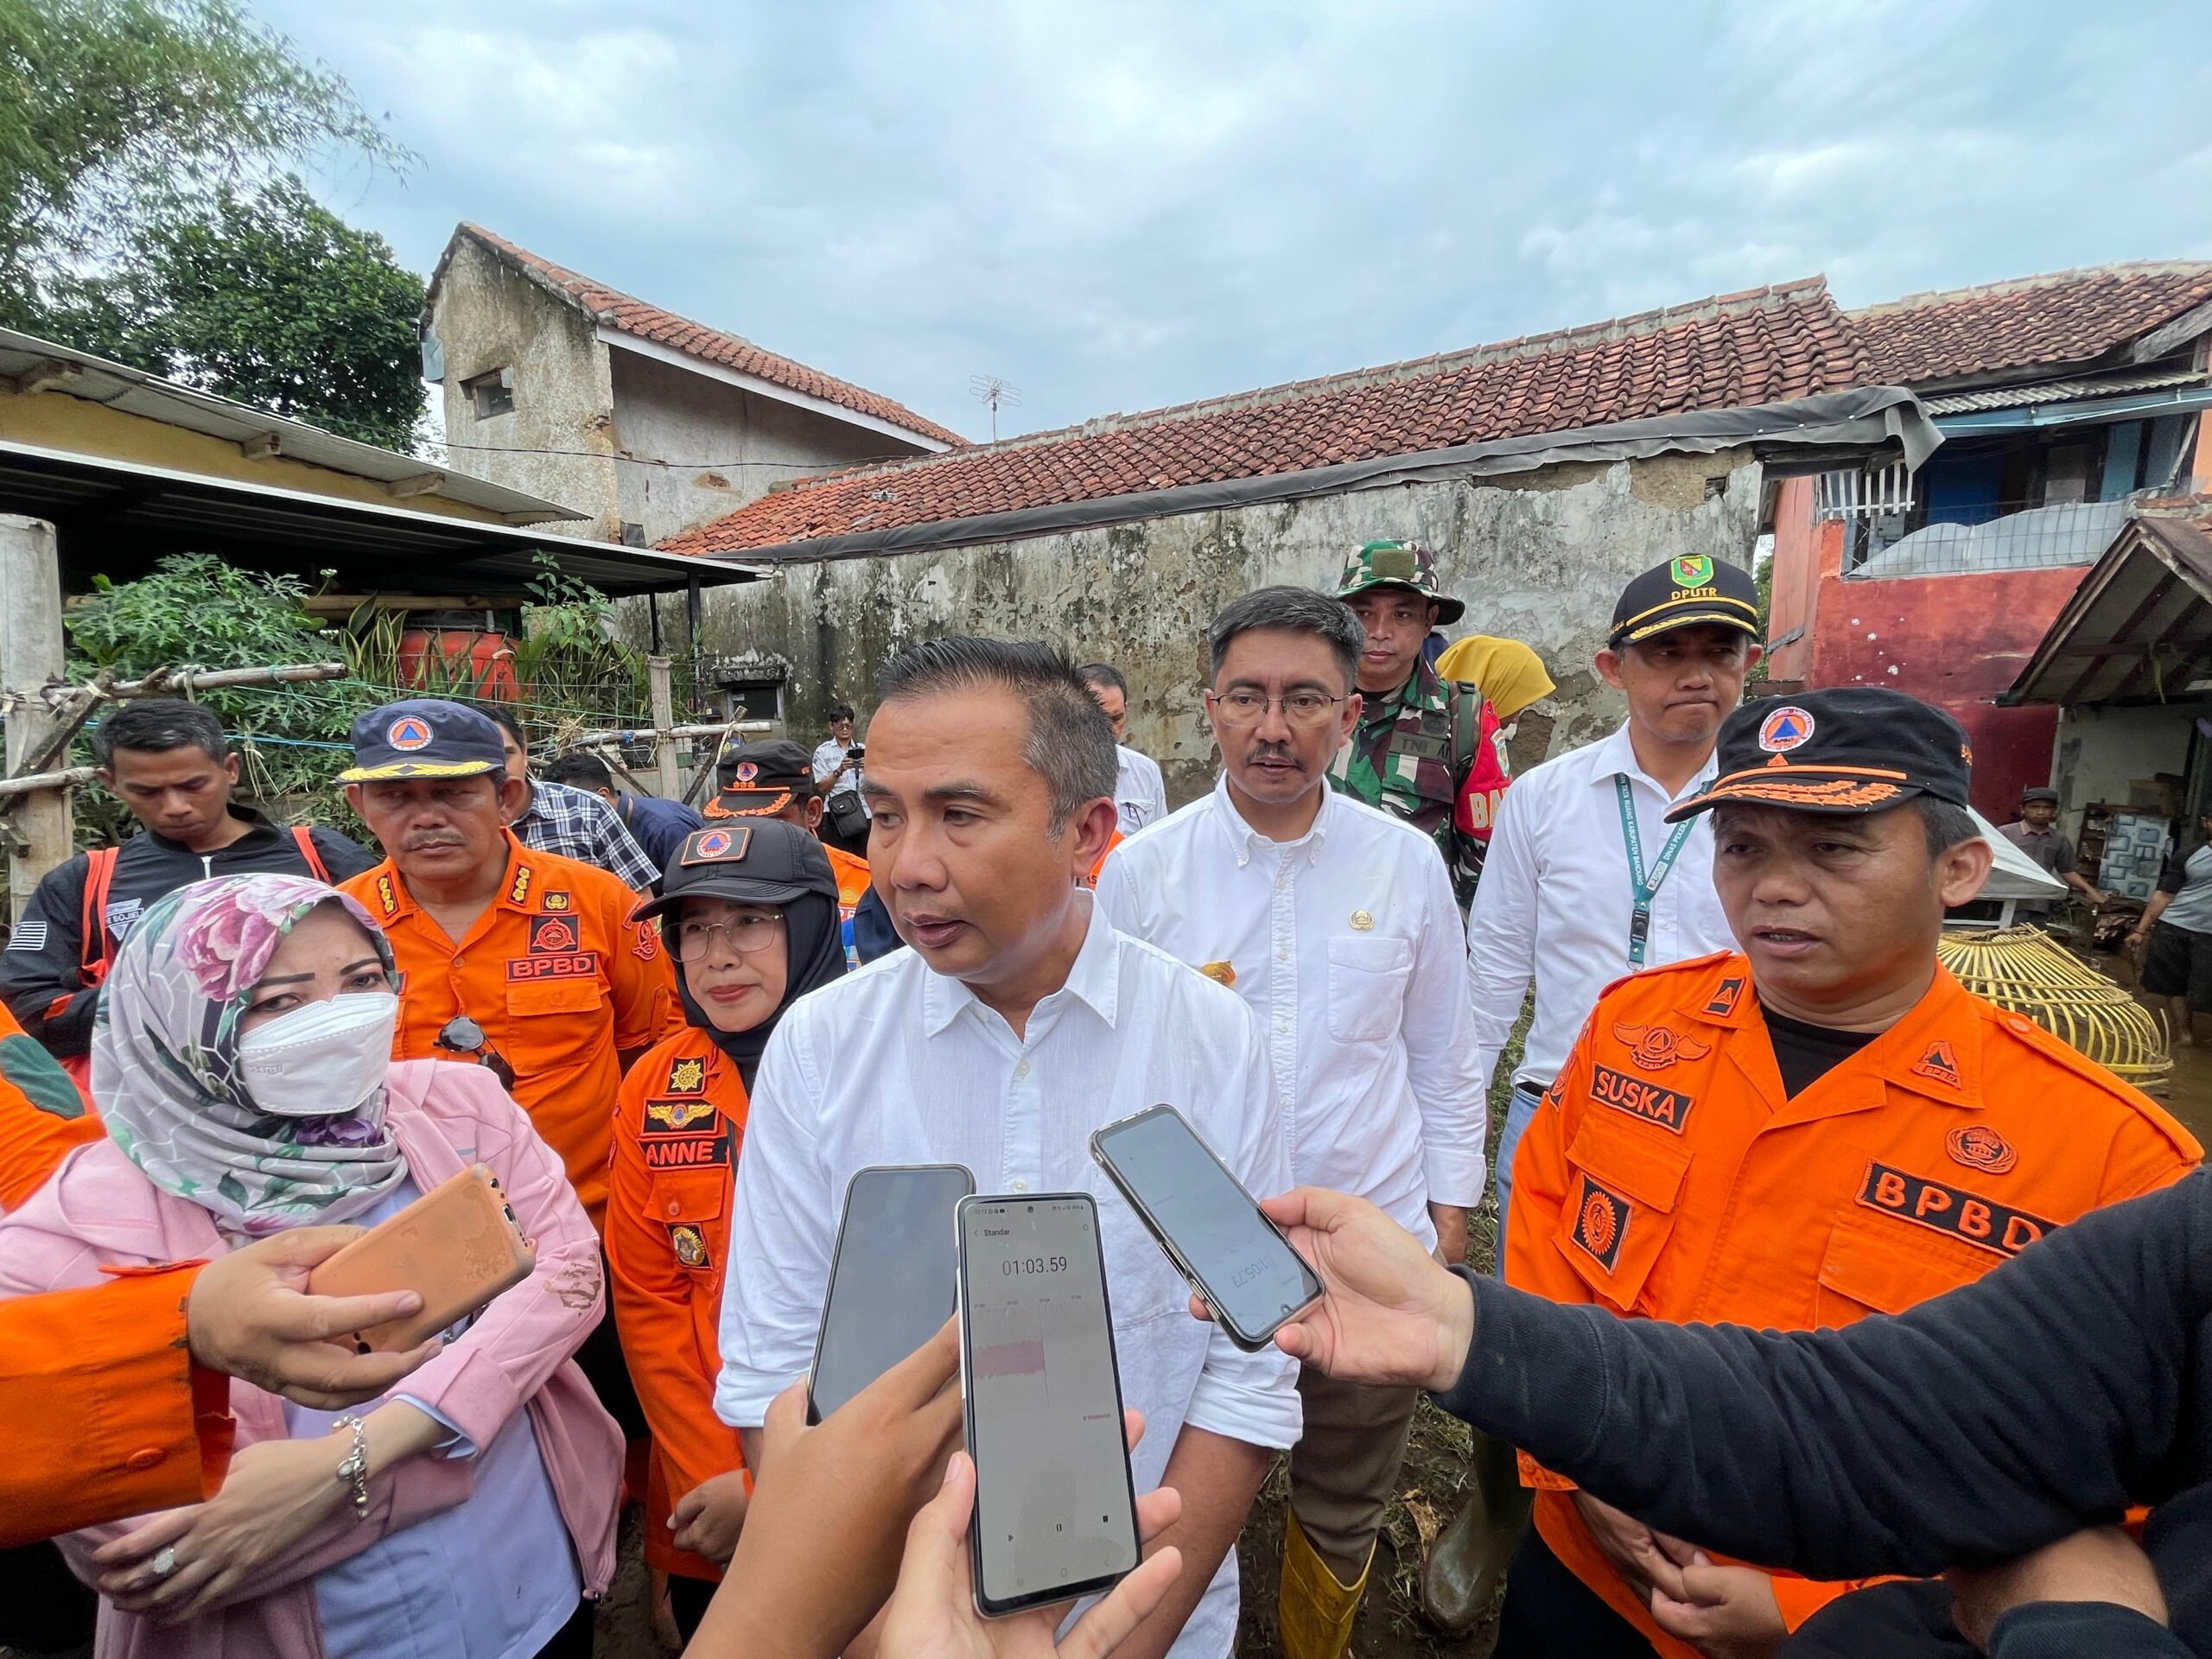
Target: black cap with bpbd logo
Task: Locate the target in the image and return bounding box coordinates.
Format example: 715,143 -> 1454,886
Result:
630,817 -> 838,923
1665,687 -> 1974,821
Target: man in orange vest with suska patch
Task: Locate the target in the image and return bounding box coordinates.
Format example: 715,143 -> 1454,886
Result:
1498,686 -> 2202,1659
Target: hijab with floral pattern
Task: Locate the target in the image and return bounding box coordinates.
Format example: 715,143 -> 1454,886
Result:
93,873 -> 408,1236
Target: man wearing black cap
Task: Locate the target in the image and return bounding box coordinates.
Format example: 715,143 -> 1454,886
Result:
1436,556 -> 1764,1628
1493,686 -> 2198,1659
705,740 -> 872,969
1999,786 -> 2104,920
1470,556 -> 1764,1243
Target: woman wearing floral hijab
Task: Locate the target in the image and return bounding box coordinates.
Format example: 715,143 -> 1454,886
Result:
0,874 -> 620,1659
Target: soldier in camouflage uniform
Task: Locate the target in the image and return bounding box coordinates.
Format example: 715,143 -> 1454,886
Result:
1325,540 -> 1508,907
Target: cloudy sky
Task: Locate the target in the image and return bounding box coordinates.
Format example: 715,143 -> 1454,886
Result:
259,0 -> 2212,443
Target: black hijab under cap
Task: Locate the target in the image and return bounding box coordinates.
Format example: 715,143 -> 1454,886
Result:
632,819 -> 846,1087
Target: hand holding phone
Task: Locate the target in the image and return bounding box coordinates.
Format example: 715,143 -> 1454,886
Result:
302,1166 -> 533,1353
1090,1105 -> 1322,1352
882,1426 -> 1186,1657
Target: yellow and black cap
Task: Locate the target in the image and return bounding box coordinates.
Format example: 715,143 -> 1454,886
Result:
1665,688 -> 1973,822
703,739 -> 814,818
1608,555 -> 1761,647
339,698 -> 507,783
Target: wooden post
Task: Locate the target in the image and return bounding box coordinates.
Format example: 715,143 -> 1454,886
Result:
648,655 -> 680,799
0,518 -> 71,921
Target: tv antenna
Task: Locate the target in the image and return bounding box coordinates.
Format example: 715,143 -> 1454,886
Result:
969,373 -> 1021,442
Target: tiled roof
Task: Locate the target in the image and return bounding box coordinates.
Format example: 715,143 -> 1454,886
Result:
664,278 -> 1866,556
1849,262 -> 2212,388
437,225 -> 965,448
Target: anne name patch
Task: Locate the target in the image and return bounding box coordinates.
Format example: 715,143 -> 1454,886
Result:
1591,1065 -> 1694,1133
1858,1162 -> 2056,1257
642,1133 -> 728,1170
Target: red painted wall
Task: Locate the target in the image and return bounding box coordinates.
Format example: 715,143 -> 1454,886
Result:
1808,565 -> 2088,817
1764,477 -> 1831,683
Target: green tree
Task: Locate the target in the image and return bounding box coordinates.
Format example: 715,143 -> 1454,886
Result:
48,175 -> 427,447
0,0 -> 401,309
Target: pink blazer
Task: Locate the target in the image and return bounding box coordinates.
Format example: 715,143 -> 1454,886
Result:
0,1059 -> 622,1659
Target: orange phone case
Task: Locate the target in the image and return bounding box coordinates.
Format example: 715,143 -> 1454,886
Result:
304,1165 -> 536,1352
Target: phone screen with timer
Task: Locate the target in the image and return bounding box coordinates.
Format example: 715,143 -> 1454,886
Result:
955,1192 -> 1141,1618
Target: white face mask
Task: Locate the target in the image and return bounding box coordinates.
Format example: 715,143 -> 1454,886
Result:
238,991 -> 399,1119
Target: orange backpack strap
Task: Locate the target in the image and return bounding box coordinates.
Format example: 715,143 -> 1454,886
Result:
78,848 -> 119,988
292,824 -> 330,883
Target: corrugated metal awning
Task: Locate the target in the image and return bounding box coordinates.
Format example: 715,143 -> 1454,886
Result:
2005,506 -> 2212,705
1923,366 -> 2205,416
0,438 -> 761,600
0,327 -> 584,525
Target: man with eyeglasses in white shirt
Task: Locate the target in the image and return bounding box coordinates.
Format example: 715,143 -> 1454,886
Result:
1096,586 -> 1485,1659
715,637 -> 1300,1659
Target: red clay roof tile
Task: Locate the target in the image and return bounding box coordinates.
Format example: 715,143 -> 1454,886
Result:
1849,262 -> 2212,386
663,277 -> 1861,556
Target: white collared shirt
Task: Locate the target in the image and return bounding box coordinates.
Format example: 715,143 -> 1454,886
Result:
1465,721 -> 1736,1093
1113,744 -> 1170,836
1096,777 -> 1487,1232
715,899 -> 1300,1659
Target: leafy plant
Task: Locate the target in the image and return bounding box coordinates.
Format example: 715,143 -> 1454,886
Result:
64,552 -> 365,839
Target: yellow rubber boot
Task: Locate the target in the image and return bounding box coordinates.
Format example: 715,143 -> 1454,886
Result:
1277,1509 -> 1373,1659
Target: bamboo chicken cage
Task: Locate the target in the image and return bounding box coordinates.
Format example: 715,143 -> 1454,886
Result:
1936,925 -> 2173,1092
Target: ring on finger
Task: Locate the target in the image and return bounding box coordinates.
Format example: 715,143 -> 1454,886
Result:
151,1545 -> 177,1579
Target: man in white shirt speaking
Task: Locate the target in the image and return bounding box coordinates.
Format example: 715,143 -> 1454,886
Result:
1096,587 -> 1486,1659
1081,661 -> 1172,835
716,637 -> 1299,1659
1470,554 -> 1762,1241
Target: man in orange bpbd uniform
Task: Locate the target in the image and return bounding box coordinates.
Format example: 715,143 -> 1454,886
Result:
607,819 -> 847,1641
1498,685 -> 2202,1659
336,697 -> 677,1433
706,740 -> 870,969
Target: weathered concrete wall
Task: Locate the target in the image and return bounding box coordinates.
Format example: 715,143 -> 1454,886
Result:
605,347 -> 918,545
654,448 -> 1763,804
432,238 -> 620,537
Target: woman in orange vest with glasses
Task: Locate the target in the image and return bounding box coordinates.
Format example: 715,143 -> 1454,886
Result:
606,819 -> 846,1638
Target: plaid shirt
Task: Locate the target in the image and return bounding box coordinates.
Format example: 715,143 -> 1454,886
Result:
513,779 -> 658,890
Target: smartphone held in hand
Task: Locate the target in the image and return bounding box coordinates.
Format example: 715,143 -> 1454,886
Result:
302,1164 -> 534,1353
1090,1103 -> 1324,1352
956,1192 -> 1141,1618
808,1163 -> 975,1422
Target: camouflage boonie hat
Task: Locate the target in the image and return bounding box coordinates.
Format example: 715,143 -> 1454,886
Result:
1332,539 -> 1465,625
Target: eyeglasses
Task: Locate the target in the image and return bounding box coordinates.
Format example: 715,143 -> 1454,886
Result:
1207,690 -> 1351,730
435,1014 -> 516,1090
675,914 -> 785,962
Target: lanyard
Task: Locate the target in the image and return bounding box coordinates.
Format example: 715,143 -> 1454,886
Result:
1615,773 -> 1696,967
